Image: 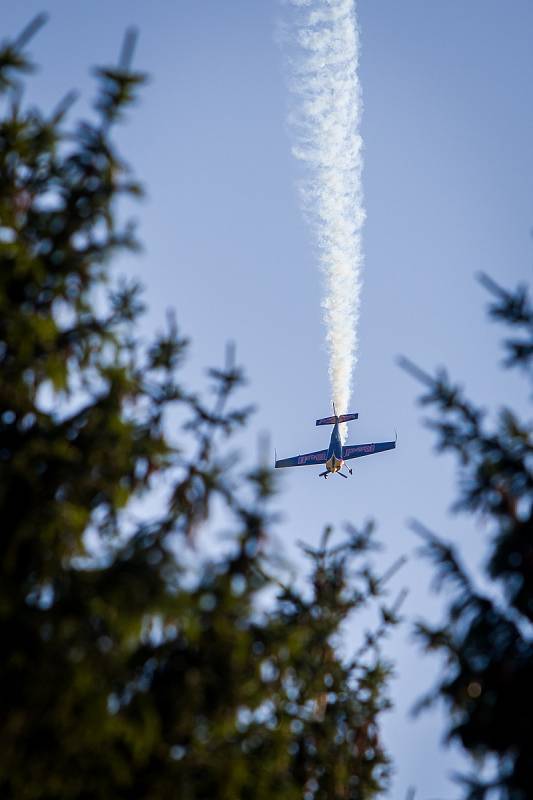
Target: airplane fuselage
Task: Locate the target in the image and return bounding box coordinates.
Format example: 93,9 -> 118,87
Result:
325,422 -> 345,474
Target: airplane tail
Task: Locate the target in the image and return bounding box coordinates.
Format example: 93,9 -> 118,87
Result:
316,412 -> 358,426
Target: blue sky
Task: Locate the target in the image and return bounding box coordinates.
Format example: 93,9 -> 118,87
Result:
5,1 -> 533,796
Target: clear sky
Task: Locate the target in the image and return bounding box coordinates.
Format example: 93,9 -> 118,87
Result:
5,1 -> 532,796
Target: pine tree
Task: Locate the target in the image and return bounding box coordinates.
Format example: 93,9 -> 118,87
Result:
401,275 -> 533,800
0,20 -> 400,800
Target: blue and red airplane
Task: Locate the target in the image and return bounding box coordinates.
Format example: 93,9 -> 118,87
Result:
275,406 -> 396,479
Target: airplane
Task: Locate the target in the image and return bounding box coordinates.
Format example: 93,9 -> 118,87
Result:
275,405 -> 396,479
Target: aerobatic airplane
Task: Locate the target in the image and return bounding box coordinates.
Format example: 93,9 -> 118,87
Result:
275,406 -> 396,479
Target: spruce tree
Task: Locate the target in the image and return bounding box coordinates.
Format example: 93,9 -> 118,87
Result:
0,19 -> 400,800
402,275 -> 533,800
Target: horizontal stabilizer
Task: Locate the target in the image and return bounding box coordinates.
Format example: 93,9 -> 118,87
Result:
338,413 -> 358,424
316,412 -> 358,426
316,415 -> 337,426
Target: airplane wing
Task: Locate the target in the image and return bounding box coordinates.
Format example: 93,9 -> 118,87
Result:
342,440 -> 396,461
275,449 -> 328,468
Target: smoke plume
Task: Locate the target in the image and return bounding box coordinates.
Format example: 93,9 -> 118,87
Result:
285,0 -> 364,441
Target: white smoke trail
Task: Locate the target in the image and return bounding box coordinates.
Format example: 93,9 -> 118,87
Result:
284,0 -> 364,441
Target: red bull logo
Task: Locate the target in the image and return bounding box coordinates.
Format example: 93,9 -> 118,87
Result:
298,452 -> 326,465
344,444 -> 375,458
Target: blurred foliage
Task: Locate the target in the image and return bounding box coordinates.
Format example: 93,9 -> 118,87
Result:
0,20 -> 400,799
401,274 -> 533,800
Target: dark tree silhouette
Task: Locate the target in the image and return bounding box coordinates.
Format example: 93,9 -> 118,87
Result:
401,275 -> 533,800
0,20 -> 401,800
